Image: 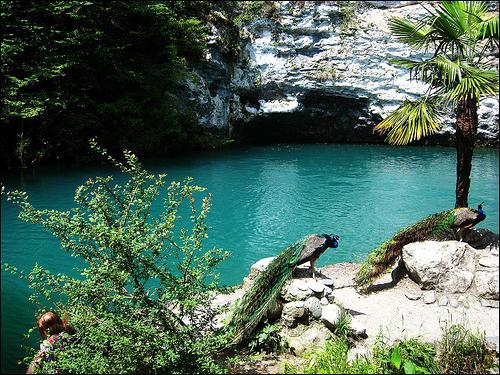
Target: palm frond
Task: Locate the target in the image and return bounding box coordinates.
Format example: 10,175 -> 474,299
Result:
433,1 -> 468,40
479,15 -> 500,41
374,99 -> 442,145
390,55 -> 462,86
464,1 -> 489,21
388,17 -> 434,49
443,66 -> 499,104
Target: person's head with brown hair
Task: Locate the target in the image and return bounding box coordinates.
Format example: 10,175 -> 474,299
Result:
37,311 -> 70,339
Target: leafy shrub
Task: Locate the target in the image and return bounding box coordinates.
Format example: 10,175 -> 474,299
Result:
298,336 -> 381,374
287,334 -> 438,374
372,336 -> 438,374
3,141 -> 230,373
437,324 -> 495,374
234,1 -> 279,25
1,1 -> 227,168
247,322 -> 287,354
284,324 -> 496,375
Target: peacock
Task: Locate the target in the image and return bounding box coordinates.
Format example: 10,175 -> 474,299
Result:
355,206 -> 486,289
225,233 -> 340,346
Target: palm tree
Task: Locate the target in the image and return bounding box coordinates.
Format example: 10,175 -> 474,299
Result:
374,1 -> 499,208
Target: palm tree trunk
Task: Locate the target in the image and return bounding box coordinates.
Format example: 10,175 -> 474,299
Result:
455,97 -> 478,208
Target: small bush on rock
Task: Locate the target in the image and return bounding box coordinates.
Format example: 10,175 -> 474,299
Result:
247,321 -> 287,354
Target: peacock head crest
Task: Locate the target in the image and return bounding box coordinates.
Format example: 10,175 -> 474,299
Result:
328,234 -> 340,248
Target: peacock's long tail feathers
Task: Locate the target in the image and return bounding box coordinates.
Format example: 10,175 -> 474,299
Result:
225,236 -> 309,346
355,208 -> 481,289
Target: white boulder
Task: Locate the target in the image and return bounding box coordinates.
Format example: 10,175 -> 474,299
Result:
403,241 -> 475,293
321,303 -> 342,330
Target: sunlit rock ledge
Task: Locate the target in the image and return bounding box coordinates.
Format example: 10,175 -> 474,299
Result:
176,1 -> 499,146
214,228 -> 499,356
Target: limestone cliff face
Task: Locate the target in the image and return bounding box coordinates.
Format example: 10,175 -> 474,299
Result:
177,1 -> 499,146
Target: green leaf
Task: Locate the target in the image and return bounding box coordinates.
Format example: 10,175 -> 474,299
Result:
391,347 -> 402,369
403,360 -> 417,374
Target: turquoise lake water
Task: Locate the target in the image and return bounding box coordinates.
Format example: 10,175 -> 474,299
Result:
1,143 -> 499,373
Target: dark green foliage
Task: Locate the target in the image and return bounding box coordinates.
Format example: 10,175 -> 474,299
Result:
355,208 -> 481,288
226,236 -> 309,346
1,1 -> 236,168
372,337 -> 439,374
234,1 -> 280,25
2,142 -> 230,373
437,324 -> 495,374
286,335 -> 437,374
284,335 -> 382,374
284,325 -> 496,374
247,321 -> 287,354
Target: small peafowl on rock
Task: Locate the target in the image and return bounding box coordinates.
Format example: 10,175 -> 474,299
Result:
225,234 -> 340,346
355,206 -> 486,290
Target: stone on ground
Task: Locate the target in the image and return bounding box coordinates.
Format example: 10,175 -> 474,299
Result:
423,291 -> 436,304
305,296 -> 322,319
321,303 -> 342,330
403,241 -> 475,293
284,322 -> 332,356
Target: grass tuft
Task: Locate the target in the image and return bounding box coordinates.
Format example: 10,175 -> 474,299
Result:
437,323 -> 496,374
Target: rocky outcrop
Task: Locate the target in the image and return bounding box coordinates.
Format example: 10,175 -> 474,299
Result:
283,321 -> 332,356
320,260 -> 499,354
180,1 -> 499,146
213,230 -> 499,363
221,259 -> 358,352
403,241 -> 476,293
403,239 -> 499,299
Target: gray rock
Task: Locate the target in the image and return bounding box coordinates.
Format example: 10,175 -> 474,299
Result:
321,304 -> 342,330
326,293 -> 336,303
309,280 -> 325,293
349,318 -> 367,338
403,241 -> 475,293
485,336 -> 499,354
243,256 -> 275,290
404,291 -> 422,301
285,322 -> 332,356
423,291 -> 436,304
320,297 -> 329,306
296,280 -> 310,291
321,278 -> 334,287
305,296 -> 323,319
479,256 -> 499,268
180,2 -> 499,147
458,295 -> 471,309
282,279 -> 314,302
449,297 -> 459,308
475,269 -> 499,300
250,256 -> 275,273
461,228 -> 499,250
282,301 -> 306,326
438,296 -> 449,306
323,285 -> 333,296
481,298 -> 500,308
489,245 -> 499,256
